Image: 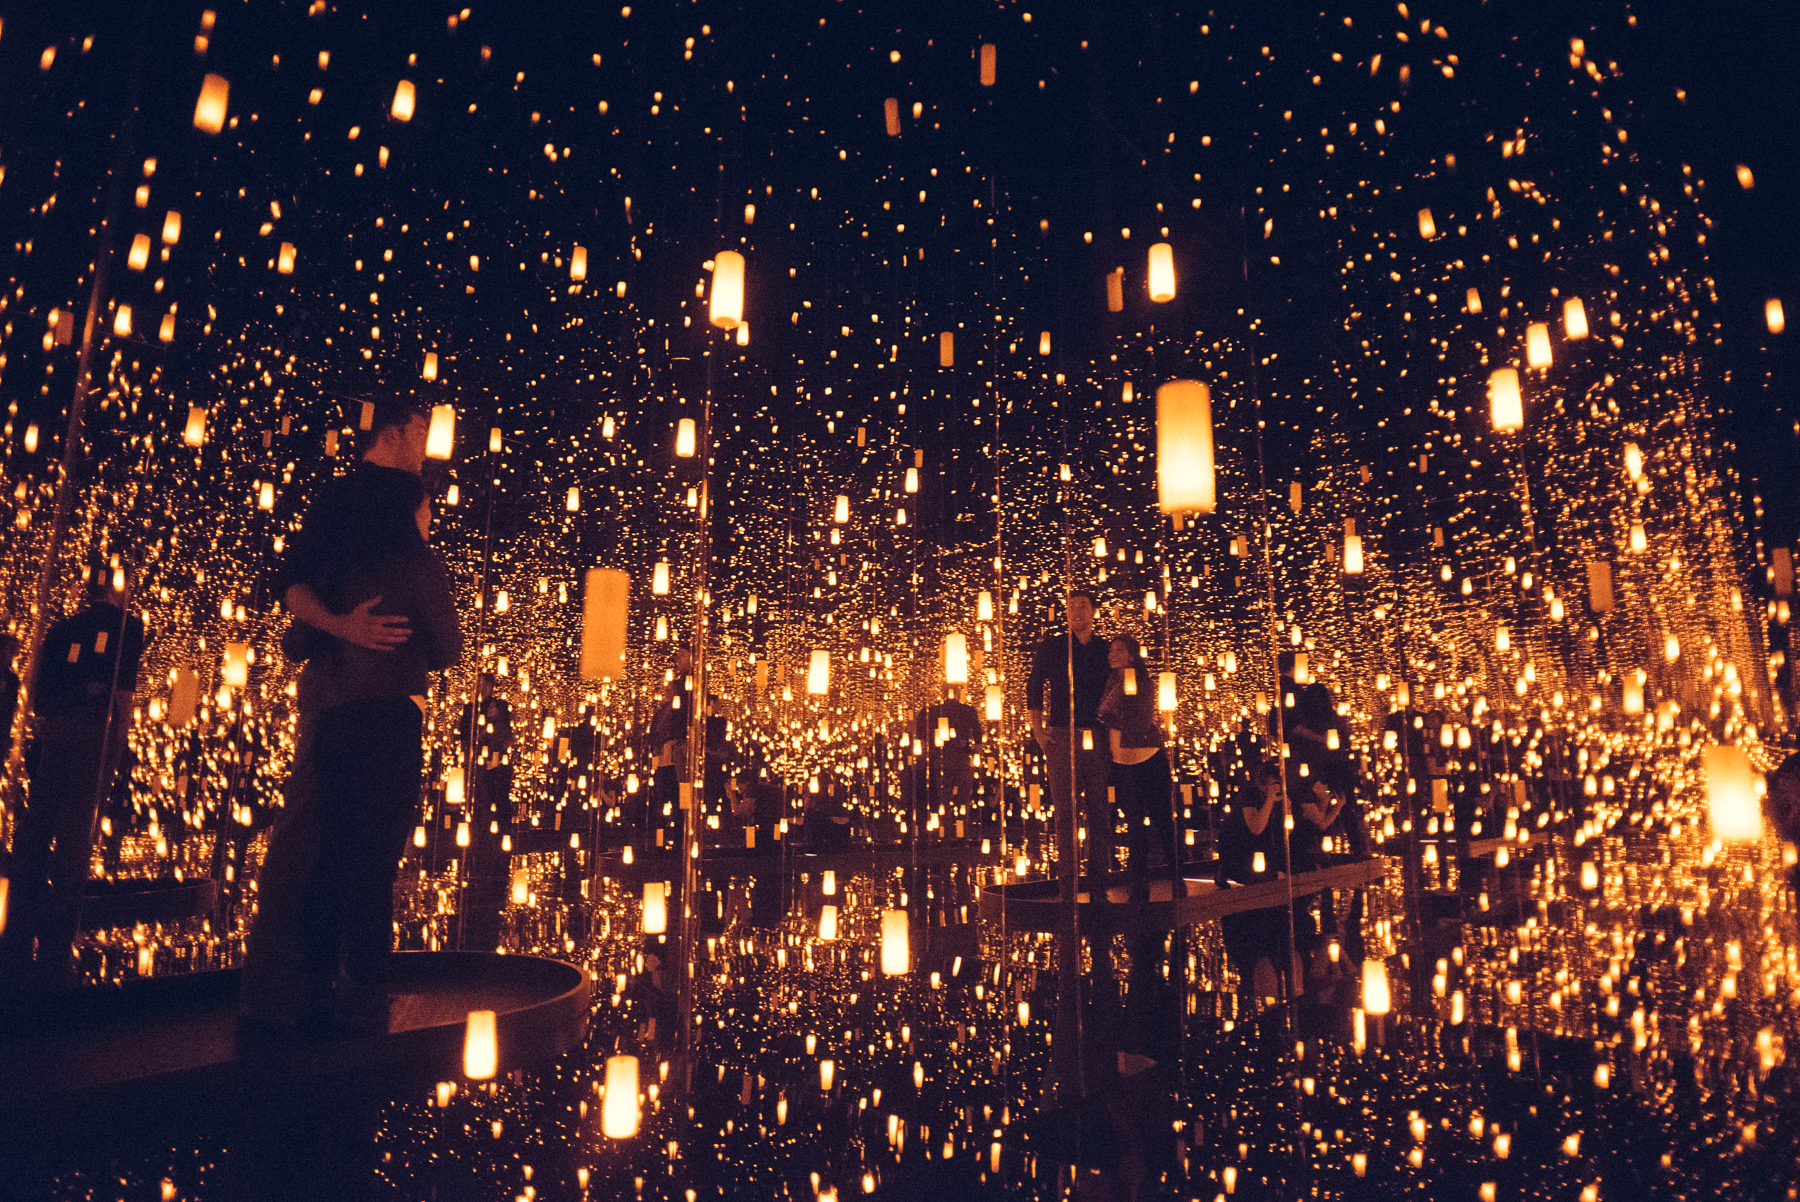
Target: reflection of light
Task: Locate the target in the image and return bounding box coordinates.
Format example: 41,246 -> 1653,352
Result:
463,1010 -> 496,1079
881,910 -> 909,975
1362,960 -> 1391,1015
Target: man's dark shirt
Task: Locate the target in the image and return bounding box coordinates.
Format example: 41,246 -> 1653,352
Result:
277,462 -> 461,711
36,602 -> 145,715
1218,784 -> 1289,884
458,697 -> 514,764
1025,628 -> 1111,729
915,698 -> 981,751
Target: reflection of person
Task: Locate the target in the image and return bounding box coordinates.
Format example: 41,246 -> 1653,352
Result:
239,398 -> 462,1041
0,570 -> 144,984
1098,634 -> 1176,892
1218,761 -> 1293,1002
648,647 -> 692,841
1026,592 -> 1113,888
458,671 -> 514,951
912,688 -> 980,838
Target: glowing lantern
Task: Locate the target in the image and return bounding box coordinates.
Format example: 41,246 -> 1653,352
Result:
1704,745 -> 1763,842
1738,164 -> 1755,189
1624,442 -> 1643,479
652,561 -> 670,595
258,482 -> 275,510
819,904 -> 838,940
601,1055 -> 640,1138
128,234 -> 151,271
1343,532 -> 1364,574
1563,297 -> 1589,339
1417,208 -> 1436,239
1107,268 -> 1124,312
580,568 -> 629,680
1768,299 -> 1786,335
1123,669 -> 1138,696
1488,368 -> 1523,431
446,768 -> 465,807
159,312 -> 175,342
422,352 -> 438,381
985,684 -> 1003,721
183,407 -> 207,447
834,495 -> 850,523
222,643 -> 250,688
566,487 -> 580,511
977,590 -> 994,621
1525,323 -> 1551,369
161,210 -> 181,245
1580,862 -> 1599,890
881,909 -> 909,975
820,1060 -> 835,1091
193,74 -> 229,133
1466,287 -> 1482,314
1038,331 -> 1051,355
1147,242 -> 1175,302
1629,522 -> 1647,553
425,404 -> 455,459
979,43 -> 997,86
463,1010 -> 497,1079
391,79 -> 415,122
676,417 -> 697,457
944,633 -> 969,684
642,882 -> 667,933
884,96 -> 901,136
807,649 -> 830,695
570,245 -> 587,281
1156,380 -> 1215,514
1587,561 -> 1614,613
1158,671 -> 1178,712
1362,960 -> 1392,1015
113,306 -> 132,337
1622,674 -> 1644,715
709,251 -> 744,329
939,331 -> 954,366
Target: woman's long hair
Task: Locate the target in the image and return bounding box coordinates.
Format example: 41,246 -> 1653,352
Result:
1111,633 -> 1150,679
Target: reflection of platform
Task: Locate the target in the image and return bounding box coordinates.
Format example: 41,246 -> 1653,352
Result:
594,838 -> 1006,884
0,951 -> 588,1157
978,857 -> 1389,935
79,877 -> 219,931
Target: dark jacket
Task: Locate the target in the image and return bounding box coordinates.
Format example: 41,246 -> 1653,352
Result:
1025,628 -> 1110,729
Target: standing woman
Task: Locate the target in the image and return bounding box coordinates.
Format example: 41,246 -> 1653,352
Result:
1097,634 -> 1176,900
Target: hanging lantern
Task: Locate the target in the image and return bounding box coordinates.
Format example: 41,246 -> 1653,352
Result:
1156,380 -> 1215,514
222,643 -> 250,688
1628,522 -> 1647,553
1417,208 -> 1436,239
652,561 -> 671,595
1587,561 -> 1614,613
944,633 -> 969,684
819,904 -> 838,940
463,1010 -> 497,1079
1704,745 -> 1763,842
676,417 -> 697,457
1624,442 -> 1643,480
1362,960 -> 1392,1015
979,43 -> 997,86
601,1055 -> 641,1138
735,321 -> 749,346
193,74 -> 229,133
128,234 -> 151,271
570,245 -> 587,281
883,96 -> 901,137
881,909 -> 910,975
1525,323 -> 1552,369
709,251 -> 744,329
834,495 -> 850,523
446,768 -> 465,807
1343,532 -> 1364,574
1465,287 -> 1482,314
113,306 -> 132,337
566,487 -> 580,512
422,352 -> 439,381
807,649 -> 830,695
939,331 -> 954,367
1147,242 -> 1175,303
642,882 -> 667,933
1768,299 -> 1786,335
977,590 -> 994,621
1563,297 -> 1589,339
1038,331 -> 1051,355
391,79 -> 416,122
580,568 -> 630,681
159,312 -> 175,342
904,467 -> 919,493
1622,674 -> 1644,715
159,210 -> 181,245
423,404 -> 454,459
1158,672 -> 1178,712
985,684 -> 1003,721
1488,368 -> 1523,431
277,242 -> 296,274
183,407 -> 207,447
1106,268 -> 1124,313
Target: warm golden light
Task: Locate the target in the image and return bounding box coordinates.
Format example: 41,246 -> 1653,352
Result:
819,904 -> 838,940
1704,745 -> 1763,842
808,649 -> 830,695
1417,208 -> 1436,239
1343,532 -> 1364,574
834,495 -> 850,523
580,568 -> 629,681
1563,296 -> 1589,339
1158,671 -> 1177,712
642,881 -> 667,933
1466,287 -> 1482,314
1147,242 -> 1175,302
570,245 -> 587,281
652,561 -> 670,595
194,74 -> 229,133
1362,959 -> 1391,1015
979,43 -> 997,86
676,417 -> 697,457
1156,380 -> 1215,513
944,632 -> 968,684
391,79 -> 416,122
422,352 -> 438,381
463,1010 -> 497,1079
881,909 -> 909,975
277,242 -> 296,274
1769,298 -> 1786,335
222,642 -> 249,688
601,1055 -> 640,1137
1525,322 -> 1552,369
183,407 -> 207,447
425,404 -> 455,459
709,250 -> 745,329
939,331 -> 953,367
1489,368 -> 1523,431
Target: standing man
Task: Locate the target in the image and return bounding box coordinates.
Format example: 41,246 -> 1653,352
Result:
238,398 -> 462,1042
1026,591 -> 1113,891
0,568 -> 144,985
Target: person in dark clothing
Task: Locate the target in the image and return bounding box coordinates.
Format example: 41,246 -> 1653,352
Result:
238,399 -> 462,1040
648,648 -> 692,847
1026,591 -> 1113,889
0,631 -> 21,766
1217,760 -> 1294,1002
912,688 -> 981,839
1097,635 -> 1176,893
0,571 -> 145,984
457,672 -> 514,952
